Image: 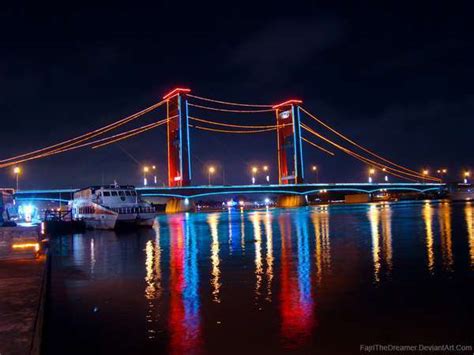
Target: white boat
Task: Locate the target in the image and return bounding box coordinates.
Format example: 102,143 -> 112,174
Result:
71,184 -> 157,230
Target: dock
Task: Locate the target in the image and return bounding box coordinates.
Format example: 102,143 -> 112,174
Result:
0,226 -> 47,355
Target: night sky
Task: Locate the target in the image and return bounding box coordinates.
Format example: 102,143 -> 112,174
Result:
1,2 -> 473,189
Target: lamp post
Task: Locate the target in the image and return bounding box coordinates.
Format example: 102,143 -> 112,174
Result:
143,166 -> 149,186
382,168 -> 388,182
368,168 -> 375,183
13,166 -> 21,191
252,166 -> 258,184
422,169 -> 429,183
263,165 -> 270,183
208,166 -> 215,186
464,170 -> 470,184
152,165 -> 157,185
311,165 -> 319,183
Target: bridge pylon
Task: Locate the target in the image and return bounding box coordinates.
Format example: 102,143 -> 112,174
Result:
163,88 -> 192,187
273,99 -> 304,184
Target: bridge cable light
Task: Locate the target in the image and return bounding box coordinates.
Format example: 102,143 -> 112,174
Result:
187,94 -> 273,108
300,107 -> 440,181
0,99 -> 167,164
188,103 -> 274,114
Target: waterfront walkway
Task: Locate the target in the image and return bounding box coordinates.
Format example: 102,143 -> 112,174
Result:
0,227 -> 46,355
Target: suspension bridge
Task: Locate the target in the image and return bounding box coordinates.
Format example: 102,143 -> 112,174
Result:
2,87 -> 444,211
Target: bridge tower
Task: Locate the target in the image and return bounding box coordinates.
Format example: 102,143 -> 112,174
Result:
163,88 -> 192,187
273,100 -> 304,184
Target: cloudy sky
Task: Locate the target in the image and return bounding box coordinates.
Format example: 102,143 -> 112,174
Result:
0,1 -> 473,188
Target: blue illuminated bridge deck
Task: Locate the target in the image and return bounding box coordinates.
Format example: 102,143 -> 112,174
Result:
14,183 -> 444,203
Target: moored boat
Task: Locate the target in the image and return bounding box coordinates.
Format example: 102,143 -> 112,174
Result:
71,184 -> 157,229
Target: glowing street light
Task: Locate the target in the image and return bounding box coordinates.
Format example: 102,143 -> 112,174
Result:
263,165 -> 270,183
251,166 -> 258,184
368,168 -> 375,183
13,166 -> 21,191
422,169 -> 429,183
143,166 -> 149,186
464,170 -> 470,184
208,166 -> 215,186
312,165 -> 319,183
382,167 -> 388,182
152,165 -> 157,184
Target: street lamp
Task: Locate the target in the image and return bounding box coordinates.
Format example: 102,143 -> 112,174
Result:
208,166 -> 215,185
13,166 -> 21,191
368,168 -> 375,183
422,169 -> 429,183
263,165 -> 270,183
143,166 -> 149,186
382,168 -> 388,182
312,165 -> 319,183
152,165 -> 157,184
464,170 -> 470,184
252,166 -> 258,184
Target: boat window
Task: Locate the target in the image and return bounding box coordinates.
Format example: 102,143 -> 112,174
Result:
111,191 -> 118,196
125,191 -> 131,196
119,191 -> 125,196
103,191 -> 111,197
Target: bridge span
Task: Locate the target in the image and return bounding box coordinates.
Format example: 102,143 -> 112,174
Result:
13,182 -> 444,207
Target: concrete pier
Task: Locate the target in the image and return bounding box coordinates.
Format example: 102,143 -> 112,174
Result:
165,198 -> 194,213
277,195 -> 307,208
0,226 -> 46,355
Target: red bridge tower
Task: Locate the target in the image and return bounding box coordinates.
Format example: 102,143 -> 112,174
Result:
273,100 -> 305,184
164,88 -> 192,187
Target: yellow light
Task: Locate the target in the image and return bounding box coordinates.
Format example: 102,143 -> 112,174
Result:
369,168 -> 375,175
437,169 -> 441,174
252,167 -> 258,174
423,170 -> 429,176
465,171 -> 470,177
209,166 -> 215,174
152,165 -> 156,170
13,166 -> 21,174
263,165 -> 269,172
143,166 -> 149,173
442,169 -> 447,174
312,165 -> 317,171
382,168 -> 386,172
12,243 -> 40,252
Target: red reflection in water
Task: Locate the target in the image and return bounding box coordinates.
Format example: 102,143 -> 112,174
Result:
279,214 -> 314,348
168,215 -> 202,354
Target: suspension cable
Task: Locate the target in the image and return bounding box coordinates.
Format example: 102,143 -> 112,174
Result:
189,125 -> 276,134
300,107 -> 439,180
0,118 -> 170,168
0,99 -> 166,164
187,94 -> 273,108
188,103 -> 274,114
189,116 -> 278,129
302,137 -> 335,156
301,123 -> 440,182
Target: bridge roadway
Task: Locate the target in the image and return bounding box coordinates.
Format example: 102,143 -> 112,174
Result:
14,182 -> 444,203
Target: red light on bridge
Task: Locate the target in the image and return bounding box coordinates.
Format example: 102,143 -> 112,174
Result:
163,88 -> 191,100
272,99 -> 303,110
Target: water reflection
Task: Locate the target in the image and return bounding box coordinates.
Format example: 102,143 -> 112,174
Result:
168,214 -> 202,353
208,213 -> 221,303
423,202 -> 435,273
438,202 -> 454,271
279,212 -> 314,348
368,203 -> 393,283
264,211 -> 274,302
48,201 -> 474,354
250,213 -> 264,301
465,202 -> 474,267
311,206 -> 331,285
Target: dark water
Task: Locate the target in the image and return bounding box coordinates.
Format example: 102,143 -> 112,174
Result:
45,201 -> 474,354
